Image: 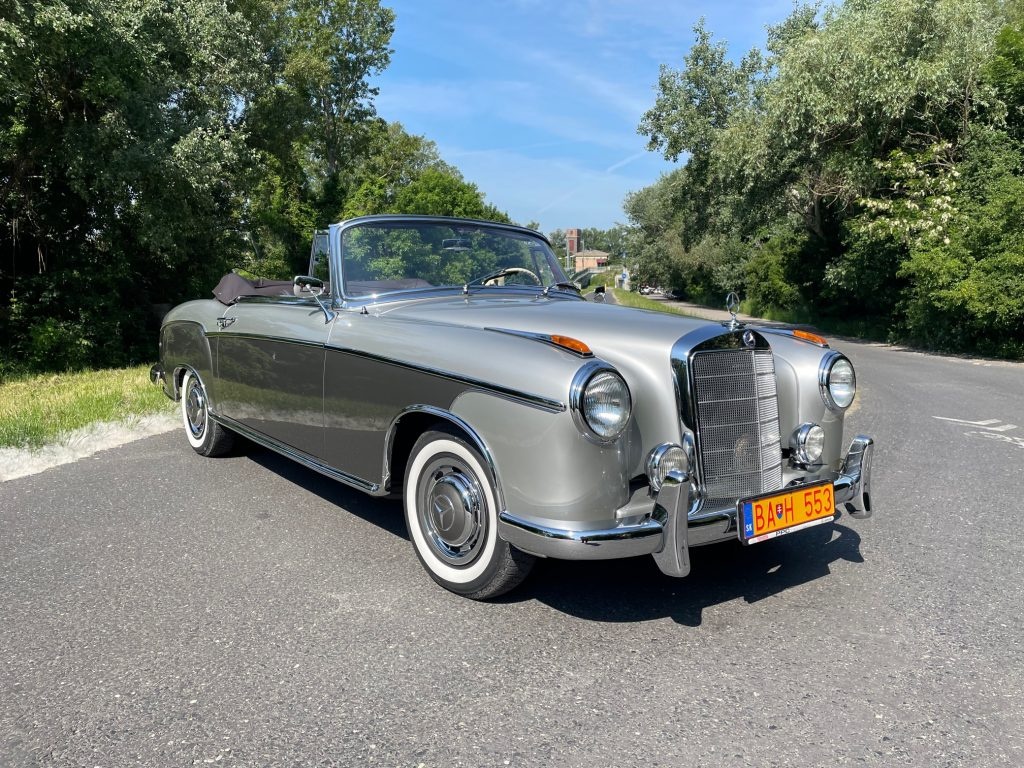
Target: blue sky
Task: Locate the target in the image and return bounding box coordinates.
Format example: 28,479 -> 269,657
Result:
371,0 -> 792,235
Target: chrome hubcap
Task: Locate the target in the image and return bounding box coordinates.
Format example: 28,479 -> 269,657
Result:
185,381 -> 206,439
418,461 -> 486,566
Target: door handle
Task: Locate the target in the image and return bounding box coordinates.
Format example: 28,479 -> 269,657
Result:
216,317 -> 237,329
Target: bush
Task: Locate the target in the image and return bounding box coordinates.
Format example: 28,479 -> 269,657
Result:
822,228 -> 907,320
900,245 -> 1024,357
742,236 -> 801,313
4,269 -> 160,374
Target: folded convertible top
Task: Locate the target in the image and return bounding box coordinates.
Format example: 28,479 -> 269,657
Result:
212,272 -> 293,305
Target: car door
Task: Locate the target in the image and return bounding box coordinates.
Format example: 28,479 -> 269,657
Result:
214,296 -> 332,459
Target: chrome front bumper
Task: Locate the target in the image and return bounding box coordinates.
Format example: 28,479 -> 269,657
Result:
497,435 -> 875,578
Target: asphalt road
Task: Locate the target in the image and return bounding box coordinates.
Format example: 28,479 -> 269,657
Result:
2,339 -> 1023,767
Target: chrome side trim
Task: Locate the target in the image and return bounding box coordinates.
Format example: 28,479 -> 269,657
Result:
382,405 -> 506,510
497,511 -> 664,561
202,329 -> 564,414
233,295 -> 323,307
205,331 -> 326,348
330,346 -> 566,414
484,327 -> 594,358
214,415 -> 381,494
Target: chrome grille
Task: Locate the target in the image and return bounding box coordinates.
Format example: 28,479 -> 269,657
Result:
691,348 -> 783,500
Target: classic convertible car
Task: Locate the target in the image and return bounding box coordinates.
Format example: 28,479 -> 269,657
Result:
151,215 -> 874,599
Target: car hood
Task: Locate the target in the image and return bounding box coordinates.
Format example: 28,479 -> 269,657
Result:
371,294 -> 717,370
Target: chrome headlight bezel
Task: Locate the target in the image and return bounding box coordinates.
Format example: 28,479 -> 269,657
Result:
789,422 -> 825,466
570,361 -> 632,443
646,443 -> 688,493
819,351 -> 857,412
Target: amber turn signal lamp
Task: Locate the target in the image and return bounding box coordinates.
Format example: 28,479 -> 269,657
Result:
550,334 -> 592,355
793,329 -> 829,346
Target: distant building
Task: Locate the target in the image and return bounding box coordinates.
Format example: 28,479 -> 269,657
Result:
566,228 -> 581,256
574,249 -> 610,272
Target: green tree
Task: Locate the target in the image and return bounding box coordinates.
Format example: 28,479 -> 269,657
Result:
241,0 -> 395,276
341,121 -> 457,218
393,169 -> 509,221
0,0 -> 402,371
631,0 -> 1024,356
1,0 -> 265,370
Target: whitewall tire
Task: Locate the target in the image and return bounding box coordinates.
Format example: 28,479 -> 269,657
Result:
180,370 -> 234,457
404,429 -> 534,599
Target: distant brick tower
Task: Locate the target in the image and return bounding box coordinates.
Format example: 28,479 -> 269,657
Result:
566,228 -> 580,256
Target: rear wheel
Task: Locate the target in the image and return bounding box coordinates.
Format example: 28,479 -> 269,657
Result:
404,429 -> 534,599
180,370 -> 234,457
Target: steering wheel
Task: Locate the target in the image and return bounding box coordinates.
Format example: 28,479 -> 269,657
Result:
475,267 -> 542,286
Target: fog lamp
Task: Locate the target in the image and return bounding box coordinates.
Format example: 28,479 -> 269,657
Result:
647,443 -> 688,493
790,423 -> 825,466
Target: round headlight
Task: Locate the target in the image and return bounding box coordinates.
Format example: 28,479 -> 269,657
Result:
790,423 -> 825,466
820,353 -> 857,411
647,443 -> 688,492
571,364 -> 632,442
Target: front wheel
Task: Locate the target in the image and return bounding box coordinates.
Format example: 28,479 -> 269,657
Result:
404,429 -> 534,599
180,369 -> 234,457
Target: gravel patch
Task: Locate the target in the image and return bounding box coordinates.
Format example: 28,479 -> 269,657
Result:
0,411 -> 179,482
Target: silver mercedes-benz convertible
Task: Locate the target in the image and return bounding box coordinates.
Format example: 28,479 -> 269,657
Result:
151,215 -> 874,599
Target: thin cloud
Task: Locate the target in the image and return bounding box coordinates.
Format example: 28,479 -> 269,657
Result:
604,152 -> 646,174
373,0 -> 783,229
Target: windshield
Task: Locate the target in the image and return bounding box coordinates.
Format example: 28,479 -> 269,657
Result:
340,219 -> 569,298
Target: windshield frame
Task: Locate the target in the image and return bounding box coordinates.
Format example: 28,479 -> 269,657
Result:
332,215 -> 573,304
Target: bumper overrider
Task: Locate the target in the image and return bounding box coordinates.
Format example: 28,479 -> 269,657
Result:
497,435 -> 875,578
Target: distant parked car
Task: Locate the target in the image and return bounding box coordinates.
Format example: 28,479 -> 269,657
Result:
152,215 -> 874,599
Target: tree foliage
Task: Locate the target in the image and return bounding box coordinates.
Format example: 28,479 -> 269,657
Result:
630,0 -> 1024,357
0,0 -> 507,373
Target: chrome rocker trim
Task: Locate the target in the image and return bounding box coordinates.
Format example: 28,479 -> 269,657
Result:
497,435 -> 874,575
213,414 -> 381,494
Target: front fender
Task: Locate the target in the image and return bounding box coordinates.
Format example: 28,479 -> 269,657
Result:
451,389 -> 633,528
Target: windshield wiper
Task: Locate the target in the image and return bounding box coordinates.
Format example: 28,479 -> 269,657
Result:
542,281 -> 581,297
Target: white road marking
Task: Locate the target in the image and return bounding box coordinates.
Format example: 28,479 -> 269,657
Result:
965,432 -> 1024,450
932,416 -> 1018,431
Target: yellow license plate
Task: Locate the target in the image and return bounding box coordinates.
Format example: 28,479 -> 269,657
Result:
737,481 -> 835,545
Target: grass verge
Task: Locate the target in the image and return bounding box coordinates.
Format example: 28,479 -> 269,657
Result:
0,365 -> 175,449
607,288 -> 711,317
609,288 -> 689,313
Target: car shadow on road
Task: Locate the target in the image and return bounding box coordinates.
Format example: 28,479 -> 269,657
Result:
246,445 -> 409,539
513,520 -> 864,627
246,445 -> 864,627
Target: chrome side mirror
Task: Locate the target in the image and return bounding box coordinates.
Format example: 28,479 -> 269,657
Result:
293,275 -> 335,323
293,275 -> 325,296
